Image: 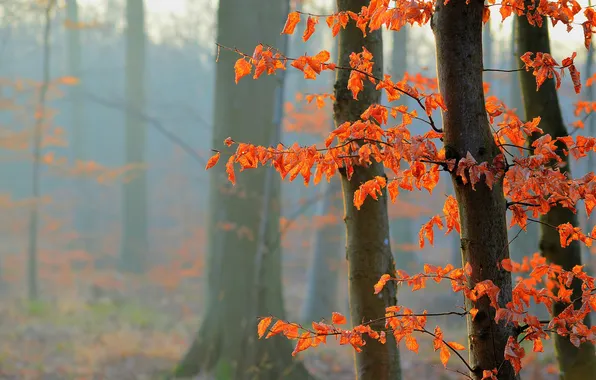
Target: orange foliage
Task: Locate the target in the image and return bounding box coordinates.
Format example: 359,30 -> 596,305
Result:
210,0 -> 596,376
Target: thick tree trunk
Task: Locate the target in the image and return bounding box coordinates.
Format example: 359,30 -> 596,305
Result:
173,0 -> 312,378
120,0 -> 148,273
432,1 -> 517,379
334,1 -> 401,379
516,10 -> 596,379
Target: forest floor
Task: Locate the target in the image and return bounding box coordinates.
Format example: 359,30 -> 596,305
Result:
0,282 -> 560,380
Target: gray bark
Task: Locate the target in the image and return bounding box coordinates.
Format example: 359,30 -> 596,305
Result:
120,0 -> 148,273
516,8 -> 596,378
432,1 -> 517,378
28,0 -> 56,300
174,0 -> 313,378
334,0 -> 402,379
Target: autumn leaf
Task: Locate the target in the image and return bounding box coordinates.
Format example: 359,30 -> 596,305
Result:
439,345 -> 450,367
234,58 -> 252,83
205,151 -> 220,170
405,335 -> 419,353
303,16 -> 318,42
282,11 -> 300,34
332,312 -> 347,325
292,332 -> 312,356
258,316 -> 272,338
58,76 -> 80,85
374,274 -> 391,294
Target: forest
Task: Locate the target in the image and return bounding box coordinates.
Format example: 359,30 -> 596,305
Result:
2,0 -> 596,379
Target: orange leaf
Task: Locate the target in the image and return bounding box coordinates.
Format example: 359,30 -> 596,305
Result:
405,335 -> 419,353
440,345 -> 451,367
374,274 -> 391,294
292,332 -> 312,356
303,16 -> 318,42
282,11 -> 301,35
205,152 -> 220,170
58,76 -> 80,85
258,316 -> 273,339
447,341 -> 465,350
332,312 -> 347,325
234,58 -> 252,83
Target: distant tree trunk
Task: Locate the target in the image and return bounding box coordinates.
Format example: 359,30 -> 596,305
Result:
120,0 -> 148,273
301,36 -> 345,323
301,181 -> 343,322
584,0 -> 596,273
507,21 -> 539,265
482,18 -> 492,81
334,0 -> 401,379
391,25 -> 407,80
27,0 -> 56,300
173,0 -> 313,378
516,9 -> 596,379
432,1 -> 517,379
66,0 -> 92,254
389,26 -> 416,272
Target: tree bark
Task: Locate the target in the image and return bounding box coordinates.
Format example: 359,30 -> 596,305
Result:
301,181 -> 344,322
66,0 -> 93,255
432,1 -> 517,378
28,0 -> 56,300
389,18 -> 416,273
302,36 -> 345,324
334,1 -> 402,379
120,0 -> 148,273
516,9 -> 596,379
173,0 -> 313,378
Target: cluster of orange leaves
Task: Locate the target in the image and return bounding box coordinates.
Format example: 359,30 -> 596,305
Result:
207,0 -> 596,376
257,259 -> 596,378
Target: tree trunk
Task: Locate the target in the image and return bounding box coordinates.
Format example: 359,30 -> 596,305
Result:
28,0 -> 56,300
507,20 -> 539,268
584,0 -> 596,274
301,33 -> 346,324
389,16 -> 416,273
334,1 -> 401,379
432,1 -> 517,378
173,0 -> 312,378
516,9 -> 596,379
301,181 -> 344,322
120,0 -> 148,273
66,0 -> 92,255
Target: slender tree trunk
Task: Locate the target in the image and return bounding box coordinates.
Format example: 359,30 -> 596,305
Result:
302,36 -> 345,323
334,1 -> 401,379
174,0 -> 313,378
432,1 -> 517,378
584,0 -> 596,273
389,16 -> 416,272
120,0 -> 148,273
28,0 -> 56,301
516,9 -> 596,379
483,18 -> 493,83
66,0 -> 92,254
507,21 -> 539,266
301,181 -> 343,322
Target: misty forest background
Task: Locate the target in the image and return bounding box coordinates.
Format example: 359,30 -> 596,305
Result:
0,0 -> 595,379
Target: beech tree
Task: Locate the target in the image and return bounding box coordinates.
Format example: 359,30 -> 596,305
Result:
174,0 -> 313,378
206,0 -> 596,379
516,7 -> 596,377
334,0 -> 402,378
120,0 -> 148,272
